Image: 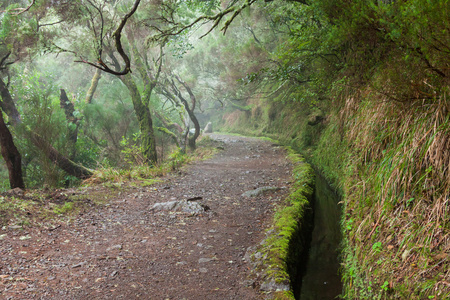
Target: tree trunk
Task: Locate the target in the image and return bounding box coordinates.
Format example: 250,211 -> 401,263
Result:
0,110 -> 25,189
120,74 -> 158,164
85,68 -> 102,104
187,108 -> 200,150
30,132 -> 93,179
0,78 -> 21,125
174,77 -> 200,150
59,89 -> 79,159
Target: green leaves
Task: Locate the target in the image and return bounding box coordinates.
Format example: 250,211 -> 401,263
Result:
372,241 -> 383,253
167,31 -> 194,59
184,0 -> 221,15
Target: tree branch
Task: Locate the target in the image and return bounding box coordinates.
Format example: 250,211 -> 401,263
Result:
75,0 -> 141,76
151,0 -> 258,41
1,0 -> 36,15
415,48 -> 447,78
0,52 -> 12,70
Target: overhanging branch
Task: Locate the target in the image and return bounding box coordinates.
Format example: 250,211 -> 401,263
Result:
151,0 -> 258,41
0,0 -> 35,15
75,0 -> 141,76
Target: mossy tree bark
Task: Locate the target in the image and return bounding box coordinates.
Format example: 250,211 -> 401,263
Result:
120,74 -> 158,164
0,77 -> 21,124
109,29 -> 163,165
85,69 -> 102,104
0,76 -> 26,188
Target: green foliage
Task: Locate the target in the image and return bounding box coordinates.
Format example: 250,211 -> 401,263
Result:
9,68 -> 73,188
184,0 -> 220,15
372,242 -> 383,253
0,3 -> 43,61
0,5 -> 18,40
82,77 -> 139,167
74,130 -> 102,168
167,31 -> 195,59
120,133 -> 145,166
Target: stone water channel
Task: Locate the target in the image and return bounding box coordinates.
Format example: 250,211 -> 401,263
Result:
296,171 -> 343,299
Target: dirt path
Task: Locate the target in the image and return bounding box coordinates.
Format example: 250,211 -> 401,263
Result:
0,134 -> 294,300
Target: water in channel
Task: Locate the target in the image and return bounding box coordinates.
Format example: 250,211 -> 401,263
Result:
298,172 -> 343,299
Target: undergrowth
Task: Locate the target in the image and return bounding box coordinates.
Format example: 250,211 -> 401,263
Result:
0,192 -> 92,228
84,135 -> 219,185
212,0 -> 449,298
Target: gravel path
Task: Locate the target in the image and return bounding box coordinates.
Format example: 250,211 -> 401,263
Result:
0,134 -> 294,299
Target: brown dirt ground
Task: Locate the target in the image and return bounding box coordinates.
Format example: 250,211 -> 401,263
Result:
0,134 -> 294,300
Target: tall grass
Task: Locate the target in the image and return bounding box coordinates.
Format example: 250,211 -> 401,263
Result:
340,87 -> 450,299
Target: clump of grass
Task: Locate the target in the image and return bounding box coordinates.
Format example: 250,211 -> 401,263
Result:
0,196 -> 37,227
84,156 -> 182,186
53,201 -> 75,215
0,192 -> 93,228
84,137 -> 222,186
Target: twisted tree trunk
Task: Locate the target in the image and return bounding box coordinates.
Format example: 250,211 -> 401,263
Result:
173,76 -> 200,150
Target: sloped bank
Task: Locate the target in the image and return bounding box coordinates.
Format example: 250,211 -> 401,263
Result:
218,86 -> 450,298
245,148 -> 314,299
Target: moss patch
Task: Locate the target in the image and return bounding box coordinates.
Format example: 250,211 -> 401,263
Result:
247,147 -> 315,299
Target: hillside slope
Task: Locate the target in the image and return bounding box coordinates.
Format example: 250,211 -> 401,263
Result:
216,1 -> 450,298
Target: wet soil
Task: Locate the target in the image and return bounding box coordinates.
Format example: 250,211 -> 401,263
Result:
0,134 -> 294,300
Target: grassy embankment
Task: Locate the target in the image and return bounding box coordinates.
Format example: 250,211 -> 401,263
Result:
216,1 -> 449,298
